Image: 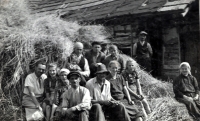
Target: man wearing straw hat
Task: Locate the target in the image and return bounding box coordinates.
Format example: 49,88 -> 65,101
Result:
86,63 -> 131,121
133,31 -> 153,72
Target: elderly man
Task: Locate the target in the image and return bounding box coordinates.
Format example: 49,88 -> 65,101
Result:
22,60 -> 47,121
103,45 -> 125,73
68,42 -> 90,78
56,71 -> 91,121
85,41 -> 106,78
133,31 -> 153,72
86,64 -> 131,121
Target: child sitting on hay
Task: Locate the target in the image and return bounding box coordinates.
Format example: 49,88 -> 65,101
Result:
173,62 -> 200,120
122,60 -> 151,120
44,63 -> 70,121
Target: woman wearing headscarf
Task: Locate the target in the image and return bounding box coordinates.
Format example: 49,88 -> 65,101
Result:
173,62 -> 200,119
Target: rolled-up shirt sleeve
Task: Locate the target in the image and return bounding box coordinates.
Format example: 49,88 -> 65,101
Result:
74,89 -> 91,111
80,58 -> 90,77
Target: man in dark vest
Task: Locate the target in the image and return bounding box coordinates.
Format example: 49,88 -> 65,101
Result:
68,42 -> 90,78
133,31 -> 153,72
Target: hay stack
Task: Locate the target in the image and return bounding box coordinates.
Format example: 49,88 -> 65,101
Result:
120,54 -> 193,121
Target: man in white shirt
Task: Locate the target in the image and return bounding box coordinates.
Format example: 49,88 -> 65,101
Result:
22,60 -> 47,121
57,71 -> 91,121
86,64 -> 131,121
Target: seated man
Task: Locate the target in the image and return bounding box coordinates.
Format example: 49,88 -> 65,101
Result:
55,71 -> 91,121
86,64 -> 131,121
85,41 -> 106,78
68,42 -> 90,78
22,60 -> 47,121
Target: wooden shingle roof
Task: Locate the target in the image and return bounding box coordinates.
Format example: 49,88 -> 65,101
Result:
28,0 -> 195,21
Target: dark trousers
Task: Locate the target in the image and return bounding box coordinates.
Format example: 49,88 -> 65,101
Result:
55,110 -> 89,121
90,103 -> 131,121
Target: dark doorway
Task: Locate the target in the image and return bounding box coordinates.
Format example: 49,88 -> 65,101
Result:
148,25 -> 163,78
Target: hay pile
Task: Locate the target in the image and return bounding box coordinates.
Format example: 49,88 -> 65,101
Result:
120,54 -> 193,121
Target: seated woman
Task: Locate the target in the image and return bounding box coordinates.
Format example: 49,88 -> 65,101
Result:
122,60 -> 151,119
44,64 -> 70,121
173,62 -> 200,119
106,60 -> 144,121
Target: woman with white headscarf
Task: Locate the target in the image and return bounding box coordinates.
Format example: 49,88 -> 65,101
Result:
173,62 -> 200,119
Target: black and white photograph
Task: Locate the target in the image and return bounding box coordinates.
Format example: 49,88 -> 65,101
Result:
0,0 -> 199,120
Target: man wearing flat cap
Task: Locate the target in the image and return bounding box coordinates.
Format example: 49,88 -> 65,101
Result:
56,71 -> 91,121
133,31 -> 153,72
86,64 -> 131,121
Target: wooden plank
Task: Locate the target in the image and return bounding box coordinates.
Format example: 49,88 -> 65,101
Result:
60,0 -> 122,17
31,2 -> 63,8
163,0 -> 195,6
61,0 -> 115,12
138,1 -> 165,10
158,4 -> 187,12
36,0 -> 116,14
35,0 -> 100,10
163,65 -> 179,69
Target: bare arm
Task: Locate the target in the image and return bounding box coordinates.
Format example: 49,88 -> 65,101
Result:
136,79 -> 142,95
125,81 -> 141,99
132,43 -> 137,58
147,43 -> 153,56
123,86 -> 132,103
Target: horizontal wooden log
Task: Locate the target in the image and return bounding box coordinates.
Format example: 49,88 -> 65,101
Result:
163,65 -> 179,69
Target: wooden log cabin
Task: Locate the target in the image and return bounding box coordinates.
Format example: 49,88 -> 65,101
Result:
28,0 -> 199,80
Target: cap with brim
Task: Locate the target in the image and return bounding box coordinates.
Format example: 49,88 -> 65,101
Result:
67,71 -> 81,79
139,31 -> 148,35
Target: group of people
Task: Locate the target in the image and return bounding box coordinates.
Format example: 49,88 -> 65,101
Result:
22,32 -> 153,121
21,30 -> 200,121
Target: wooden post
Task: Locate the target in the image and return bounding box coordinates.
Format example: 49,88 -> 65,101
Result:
131,24 -> 134,57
